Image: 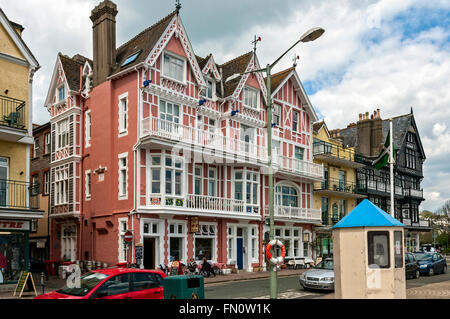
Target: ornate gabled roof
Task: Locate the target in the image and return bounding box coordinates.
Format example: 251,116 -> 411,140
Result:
58,53 -> 88,91
264,67 -> 294,93
313,121 -> 326,134
112,10 -> 177,75
218,52 -> 254,98
195,54 -> 210,71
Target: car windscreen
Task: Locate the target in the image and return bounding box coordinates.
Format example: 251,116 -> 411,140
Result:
314,260 -> 334,270
58,272 -> 109,296
414,253 -> 433,261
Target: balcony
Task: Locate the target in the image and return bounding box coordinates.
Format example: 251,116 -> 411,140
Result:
141,194 -> 260,220
0,179 -> 40,214
141,117 -> 268,164
273,155 -> 324,181
358,179 -> 404,198
0,95 -> 25,129
264,205 -> 321,223
403,188 -> 424,200
314,178 -> 367,199
402,218 -> 431,229
313,140 -> 364,168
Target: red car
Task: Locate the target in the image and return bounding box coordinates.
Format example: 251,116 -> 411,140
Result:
35,268 -> 166,299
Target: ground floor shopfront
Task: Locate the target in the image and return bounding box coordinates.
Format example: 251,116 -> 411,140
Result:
0,219 -> 33,284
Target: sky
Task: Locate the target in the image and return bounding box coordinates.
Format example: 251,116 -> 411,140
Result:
1,0 -> 449,212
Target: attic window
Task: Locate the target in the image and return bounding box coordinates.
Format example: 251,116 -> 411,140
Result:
121,51 -> 141,67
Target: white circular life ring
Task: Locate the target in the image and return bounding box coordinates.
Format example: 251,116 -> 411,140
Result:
266,240 -> 286,265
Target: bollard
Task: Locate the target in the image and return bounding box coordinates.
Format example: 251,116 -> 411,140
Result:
41,272 -> 45,295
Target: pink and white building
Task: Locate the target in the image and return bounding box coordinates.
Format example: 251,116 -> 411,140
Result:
44,0 -> 323,271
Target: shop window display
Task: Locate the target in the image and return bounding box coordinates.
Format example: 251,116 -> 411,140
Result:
0,233 -> 25,283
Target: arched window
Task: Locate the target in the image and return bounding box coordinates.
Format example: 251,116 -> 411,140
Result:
275,185 -> 299,207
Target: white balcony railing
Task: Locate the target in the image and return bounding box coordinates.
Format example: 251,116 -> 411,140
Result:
273,155 -> 323,180
264,205 -> 321,221
185,194 -> 245,213
146,194 -> 251,215
402,218 -> 430,228
141,117 -> 268,161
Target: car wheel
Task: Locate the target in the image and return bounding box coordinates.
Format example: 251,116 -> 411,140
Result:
443,265 -> 447,274
415,270 -> 420,279
428,268 -> 434,276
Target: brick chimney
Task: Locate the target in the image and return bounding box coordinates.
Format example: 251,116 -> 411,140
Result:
356,109 -> 384,157
90,0 -> 118,86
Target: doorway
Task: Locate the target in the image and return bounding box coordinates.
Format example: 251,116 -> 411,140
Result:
236,227 -> 244,270
144,238 -> 156,269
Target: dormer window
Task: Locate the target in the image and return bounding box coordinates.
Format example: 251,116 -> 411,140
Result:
58,86 -> 65,102
243,87 -> 259,110
205,79 -> 214,100
163,52 -> 185,83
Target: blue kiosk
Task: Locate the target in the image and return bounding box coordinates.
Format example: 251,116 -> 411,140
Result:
332,199 -> 406,299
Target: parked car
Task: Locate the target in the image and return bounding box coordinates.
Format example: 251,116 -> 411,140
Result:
35,268 -> 166,299
414,252 -> 447,276
405,252 -> 420,279
420,244 -> 436,253
299,258 -> 334,291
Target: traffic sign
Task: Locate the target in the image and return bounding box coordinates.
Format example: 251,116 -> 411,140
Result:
124,231 -> 133,243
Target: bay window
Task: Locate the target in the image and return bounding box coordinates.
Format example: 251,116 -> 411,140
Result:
276,185 -> 299,207
55,165 -> 69,205
56,119 -> 69,150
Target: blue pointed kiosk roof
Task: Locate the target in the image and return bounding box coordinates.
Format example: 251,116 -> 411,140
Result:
332,199 -> 404,229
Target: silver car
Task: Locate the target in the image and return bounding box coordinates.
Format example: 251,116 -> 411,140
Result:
299,258 -> 334,291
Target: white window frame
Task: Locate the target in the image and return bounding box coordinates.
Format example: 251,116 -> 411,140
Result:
162,51 -> 187,84
56,118 -> 69,151
85,170 -> 91,200
55,165 -> 69,205
194,223 -> 217,262
85,110 -> 91,147
164,156 -> 184,197
168,221 -> 187,263
208,167 -> 216,197
274,226 -> 303,258
250,226 -> 258,262
44,171 -> 50,195
194,165 -> 203,195
303,230 -> 312,258
227,226 -> 236,263
242,86 -> 260,110
204,77 -> 215,100
45,133 -> 51,154
57,84 -> 66,103
118,153 -> 128,200
118,218 -> 128,263
293,110 -> 299,133
150,155 -> 162,195
33,138 -> 39,158
118,93 -> 128,137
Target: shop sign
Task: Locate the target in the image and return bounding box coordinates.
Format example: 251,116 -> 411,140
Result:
190,217 -> 199,233
0,220 -> 30,231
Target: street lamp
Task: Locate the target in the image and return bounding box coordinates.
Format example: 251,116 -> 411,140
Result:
225,27 -> 324,299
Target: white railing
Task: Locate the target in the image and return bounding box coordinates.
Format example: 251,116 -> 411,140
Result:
273,155 -> 323,179
141,117 -> 267,161
185,194 -> 246,213
264,205 -> 321,221
403,218 -> 411,226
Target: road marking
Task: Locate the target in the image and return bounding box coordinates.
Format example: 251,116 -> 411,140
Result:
234,289 -> 324,299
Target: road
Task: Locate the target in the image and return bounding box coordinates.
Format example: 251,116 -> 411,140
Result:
205,267 -> 450,299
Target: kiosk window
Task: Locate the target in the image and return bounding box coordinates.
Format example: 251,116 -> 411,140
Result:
368,231 -> 390,269
394,231 -> 403,268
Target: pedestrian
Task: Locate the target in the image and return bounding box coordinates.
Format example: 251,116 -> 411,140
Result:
187,258 -> 197,275
201,258 -> 215,278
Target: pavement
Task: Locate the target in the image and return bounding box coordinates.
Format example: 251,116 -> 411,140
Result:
1,265 -> 449,299
0,267 -> 309,299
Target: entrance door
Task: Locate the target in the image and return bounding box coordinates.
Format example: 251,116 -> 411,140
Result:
144,238 -> 156,269
236,238 -> 243,270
